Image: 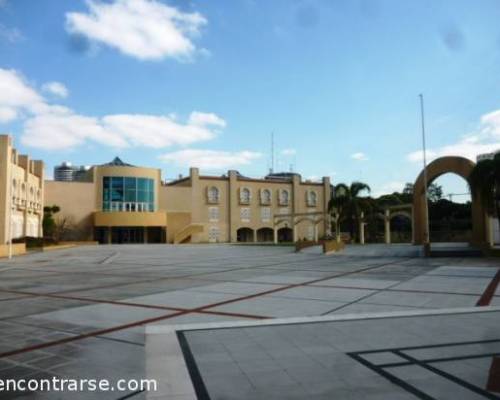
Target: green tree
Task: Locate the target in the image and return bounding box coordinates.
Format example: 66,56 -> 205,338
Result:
329,181 -> 371,242
43,205 -> 61,239
469,153 -> 500,229
428,183 -> 443,202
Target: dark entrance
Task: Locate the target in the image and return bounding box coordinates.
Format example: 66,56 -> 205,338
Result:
94,227 -> 166,244
112,227 -> 144,244
277,227 -> 293,243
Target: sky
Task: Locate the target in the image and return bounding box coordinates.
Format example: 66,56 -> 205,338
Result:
1,0 -> 500,199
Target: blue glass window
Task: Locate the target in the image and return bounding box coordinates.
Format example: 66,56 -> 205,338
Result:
102,176 -> 154,212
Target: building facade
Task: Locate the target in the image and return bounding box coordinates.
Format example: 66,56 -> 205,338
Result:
44,157 -> 331,244
0,135 -> 44,244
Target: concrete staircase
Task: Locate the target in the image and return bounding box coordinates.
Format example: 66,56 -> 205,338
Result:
429,243 -> 483,257
174,224 -> 204,244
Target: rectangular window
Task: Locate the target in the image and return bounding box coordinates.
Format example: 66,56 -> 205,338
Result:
208,226 -> 220,243
111,177 -> 124,202
209,207 -> 219,222
261,207 -> 271,222
240,208 -> 251,222
102,176 -> 154,212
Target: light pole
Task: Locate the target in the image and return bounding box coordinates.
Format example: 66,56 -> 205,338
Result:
7,161 -> 13,260
419,94 -> 430,251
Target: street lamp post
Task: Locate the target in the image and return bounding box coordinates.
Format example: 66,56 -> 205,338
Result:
419,94 -> 430,253
7,162 -> 13,260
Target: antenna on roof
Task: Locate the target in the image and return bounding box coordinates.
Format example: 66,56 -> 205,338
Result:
270,131 -> 275,174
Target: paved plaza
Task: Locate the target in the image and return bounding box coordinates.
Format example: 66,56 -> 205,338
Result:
0,244 -> 498,399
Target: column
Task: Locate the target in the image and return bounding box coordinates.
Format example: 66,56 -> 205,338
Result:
314,223 -> 318,242
384,209 -> 391,244
144,227 -> 148,244
359,212 -> 365,245
273,228 -> 278,244
252,229 -> 257,243
488,217 -> 494,248
107,227 -> 112,244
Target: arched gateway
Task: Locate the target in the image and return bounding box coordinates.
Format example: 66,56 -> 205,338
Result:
412,156 -> 487,246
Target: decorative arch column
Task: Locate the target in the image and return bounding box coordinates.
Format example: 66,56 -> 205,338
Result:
412,156 -> 487,246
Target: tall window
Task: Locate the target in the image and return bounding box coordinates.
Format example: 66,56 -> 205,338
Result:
307,190 -> 317,207
102,176 -> 154,212
260,189 -> 271,205
207,186 -> 220,204
261,207 -> 271,222
240,207 -> 251,222
208,226 -> 220,242
240,188 -> 251,204
279,189 -> 290,206
209,207 -> 219,222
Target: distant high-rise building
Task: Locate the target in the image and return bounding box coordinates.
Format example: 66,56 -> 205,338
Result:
54,162 -> 90,182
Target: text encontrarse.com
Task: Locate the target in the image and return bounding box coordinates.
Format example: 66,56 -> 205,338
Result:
0,378 -> 158,393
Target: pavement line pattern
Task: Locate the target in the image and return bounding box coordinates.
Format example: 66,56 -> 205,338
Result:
349,339 -> 500,400
0,244 -> 498,400
0,256 -> 415,359
477,270 -> 500,306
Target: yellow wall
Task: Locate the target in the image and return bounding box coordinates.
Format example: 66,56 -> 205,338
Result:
0,135 -> 44,244
0,243 -> 26,258
94,211 -> 167,227
165,168 -> 331,243
93,165 -> 161,211
45,181 -> 96,240
42,158 -> 331,244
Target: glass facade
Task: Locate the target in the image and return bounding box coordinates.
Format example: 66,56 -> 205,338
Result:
102,176 -> 155,212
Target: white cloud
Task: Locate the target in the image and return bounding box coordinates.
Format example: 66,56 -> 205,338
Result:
0,67 -> 226,151
21,110 -> 128,150
281,148 -> 297,156
0,107 -> 17,122
351,152 -> 368,161
372,181 -> 406,198
159,149 -> 262,170
0,69 -> 44,117
407,109 -> 500,163
0,24 -> 23,43
42,82 -> 69,98
188,111 -> 226,128
20,110 -> 224,151
101,112 -> 221,148
65,0 -> 207,61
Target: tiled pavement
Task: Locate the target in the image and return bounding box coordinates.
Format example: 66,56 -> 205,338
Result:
0,244 -> 498,399
178,309 -> 500,400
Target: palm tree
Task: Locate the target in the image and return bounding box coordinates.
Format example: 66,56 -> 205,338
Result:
329,182 -> 371,243
469,153 -> 500,235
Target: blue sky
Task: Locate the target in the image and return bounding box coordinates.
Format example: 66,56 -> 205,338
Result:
1,0 -> 500,198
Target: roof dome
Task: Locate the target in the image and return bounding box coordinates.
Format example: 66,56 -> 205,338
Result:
100,157 -> 135,167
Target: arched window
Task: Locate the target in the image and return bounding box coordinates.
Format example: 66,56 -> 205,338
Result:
207,186 -> 220,203
260,189 -> 271,205
307,190 -> 317,207
279,189 -> 289,206
240,187 -> 251,204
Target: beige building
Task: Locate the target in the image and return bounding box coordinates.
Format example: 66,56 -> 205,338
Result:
0,135 -> 44,245
44,156 -> 332,244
